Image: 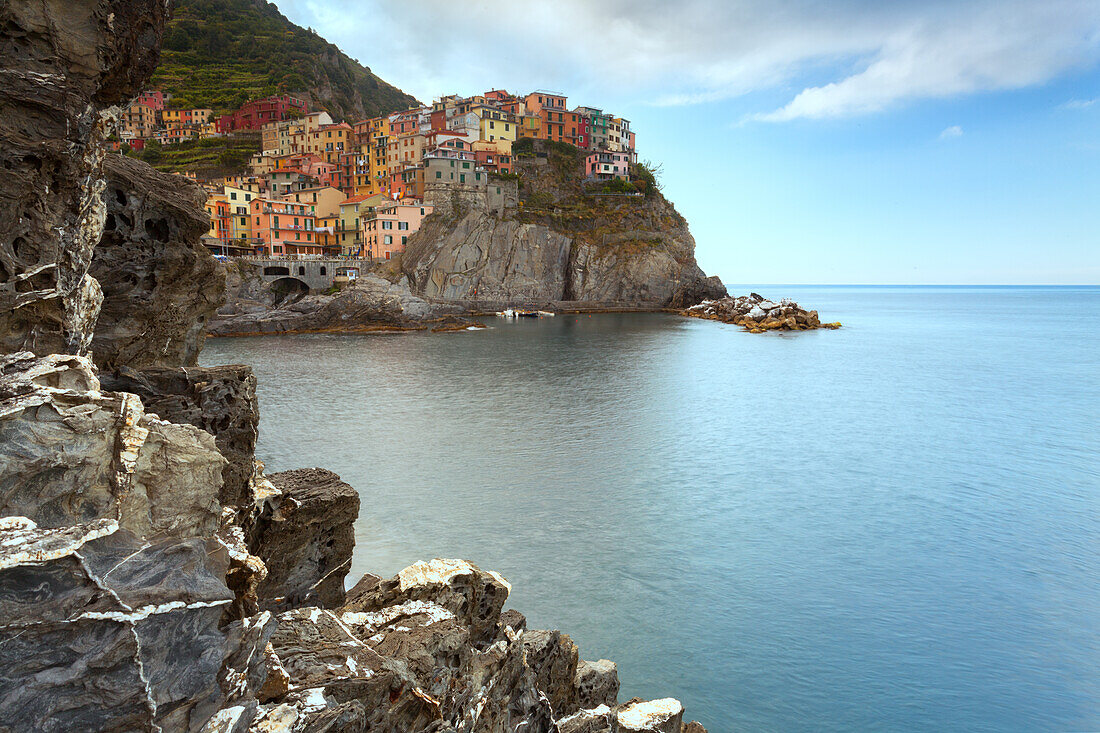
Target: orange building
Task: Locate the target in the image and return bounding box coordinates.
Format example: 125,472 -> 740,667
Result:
249,198 -> 319,256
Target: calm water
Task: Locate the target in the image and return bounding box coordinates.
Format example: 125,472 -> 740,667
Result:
201,286 -> 1100,732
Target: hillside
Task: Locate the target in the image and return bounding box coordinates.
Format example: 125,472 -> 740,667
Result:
151,0 -> 418,120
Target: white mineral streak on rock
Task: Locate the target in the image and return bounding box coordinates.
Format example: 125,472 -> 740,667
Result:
251,703 -> 299,733
617,698 -> 684,730
557,704 -> 612,726
340,600 -> 456,631
397,558 -> 478,591
201,704 -> 247,732
115,392 -> 150,483
487,569 -> 512,594
80,598 -> 230,622
0,517 -> 118,569
298,687 -> 329,713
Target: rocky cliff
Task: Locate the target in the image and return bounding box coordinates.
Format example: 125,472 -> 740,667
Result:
401,142 -> 726,309
0,2 -> 709,731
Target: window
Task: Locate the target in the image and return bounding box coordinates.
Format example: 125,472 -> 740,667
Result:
460,174 -> 465,183
496,187 -> 501,194
298,266 -> 305,275
273,216 -> 280,227
398,221 -> 408,230
384,235 -> 392,244
401,236 -> 407,244
319,266 -> 326,276
230,192 -> 237,200
420,208 -> 425,215
383,221 -> 392,230
462,162 -> 470,169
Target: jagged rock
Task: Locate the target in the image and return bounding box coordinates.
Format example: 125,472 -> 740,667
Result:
0,352 -> 224,537
557,705 -> 615,733
0,0 -> 170,356
343,558 -> 511,646
90,154 -> 224,369
523,629 -> 581,715
99,364 -> 260,508
251,468 -> 359,611
683,292 -> 842,332
575,659 -> 620,709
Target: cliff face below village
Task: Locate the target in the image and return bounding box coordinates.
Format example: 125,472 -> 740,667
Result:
0,2 -> 708,731
401,142 -> 726,309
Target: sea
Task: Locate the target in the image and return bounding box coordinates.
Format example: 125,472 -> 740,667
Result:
201,285 -> 1100,732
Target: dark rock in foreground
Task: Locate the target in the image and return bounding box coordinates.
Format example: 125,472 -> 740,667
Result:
91,154 -> 225,369
251,468 -> 359,612
683,292 -> 842,332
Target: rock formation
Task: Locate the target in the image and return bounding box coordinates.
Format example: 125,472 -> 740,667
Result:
0,2 -> 710,730
400,142 -> 726,309
0,0 -> 171,357
91,153 -> 224,369
684,292 -> 842,332
210,264 -> 474,335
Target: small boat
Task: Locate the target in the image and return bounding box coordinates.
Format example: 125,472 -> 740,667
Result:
516,310 -> 538,318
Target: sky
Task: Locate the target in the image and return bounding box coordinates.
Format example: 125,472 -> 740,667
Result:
274,0 -> 1100,284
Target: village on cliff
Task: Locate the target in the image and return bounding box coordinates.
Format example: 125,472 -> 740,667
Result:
117,90 -> 639,264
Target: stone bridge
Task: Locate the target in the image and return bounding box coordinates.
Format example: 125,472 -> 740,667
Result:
244,258 -> 373,292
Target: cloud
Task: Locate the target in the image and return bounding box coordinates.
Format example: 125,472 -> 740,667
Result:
939,125 -> 964,139
1061,97 -> 1099,109
275,0 -> 1100,120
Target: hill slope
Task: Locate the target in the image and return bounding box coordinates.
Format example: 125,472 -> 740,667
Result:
151,0 -> 418,120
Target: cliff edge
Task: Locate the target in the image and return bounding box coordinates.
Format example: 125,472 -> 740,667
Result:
401,141 -> 726,309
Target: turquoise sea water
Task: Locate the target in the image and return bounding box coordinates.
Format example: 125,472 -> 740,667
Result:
201,286 -> 1100,732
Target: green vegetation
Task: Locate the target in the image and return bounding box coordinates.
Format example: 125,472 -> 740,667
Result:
151,0 -> 419,120
591,178 -> 642,195
489,171 -> 520,182
125,133 -> 262,177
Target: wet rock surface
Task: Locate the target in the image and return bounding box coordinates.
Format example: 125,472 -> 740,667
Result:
683,292 -> 842,332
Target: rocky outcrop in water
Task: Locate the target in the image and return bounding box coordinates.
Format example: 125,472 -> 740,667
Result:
210,265 -> 473,335
400,142 -> 725,309
683,292 -> 842,332
0,1 -> 710,730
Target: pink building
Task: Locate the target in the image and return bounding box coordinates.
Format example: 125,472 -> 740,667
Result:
585,151 -> 630,181
134,90 -> 164,111
249,197 -> 318,255
361,200 -> 433,260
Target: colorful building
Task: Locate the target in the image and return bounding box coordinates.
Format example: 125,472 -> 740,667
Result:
585,151 -> 631,181
361,200 -> 433,260
217,94 -> 309,133
249,198 -> 318,255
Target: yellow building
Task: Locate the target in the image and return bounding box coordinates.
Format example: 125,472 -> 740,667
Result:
474,105 -> 517,147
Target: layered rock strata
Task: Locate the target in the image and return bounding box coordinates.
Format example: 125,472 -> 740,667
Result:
684,292 -> 842,332
0,0 -> 170,356
0,1 -> 710,730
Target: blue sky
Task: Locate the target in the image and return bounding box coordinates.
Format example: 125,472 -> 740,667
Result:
274,0 -> 1100,284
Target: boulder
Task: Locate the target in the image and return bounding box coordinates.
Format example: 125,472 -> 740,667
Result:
250,468 -> 360,611
575,659 -> 620,709
617,698 -> 684,733
90,154 -> 225,369
0,0 -> 170,356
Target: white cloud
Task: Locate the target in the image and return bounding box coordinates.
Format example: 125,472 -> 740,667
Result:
275,0 -> 1100,121
939,125 -> 964,139
1061,97 -> 1099,109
